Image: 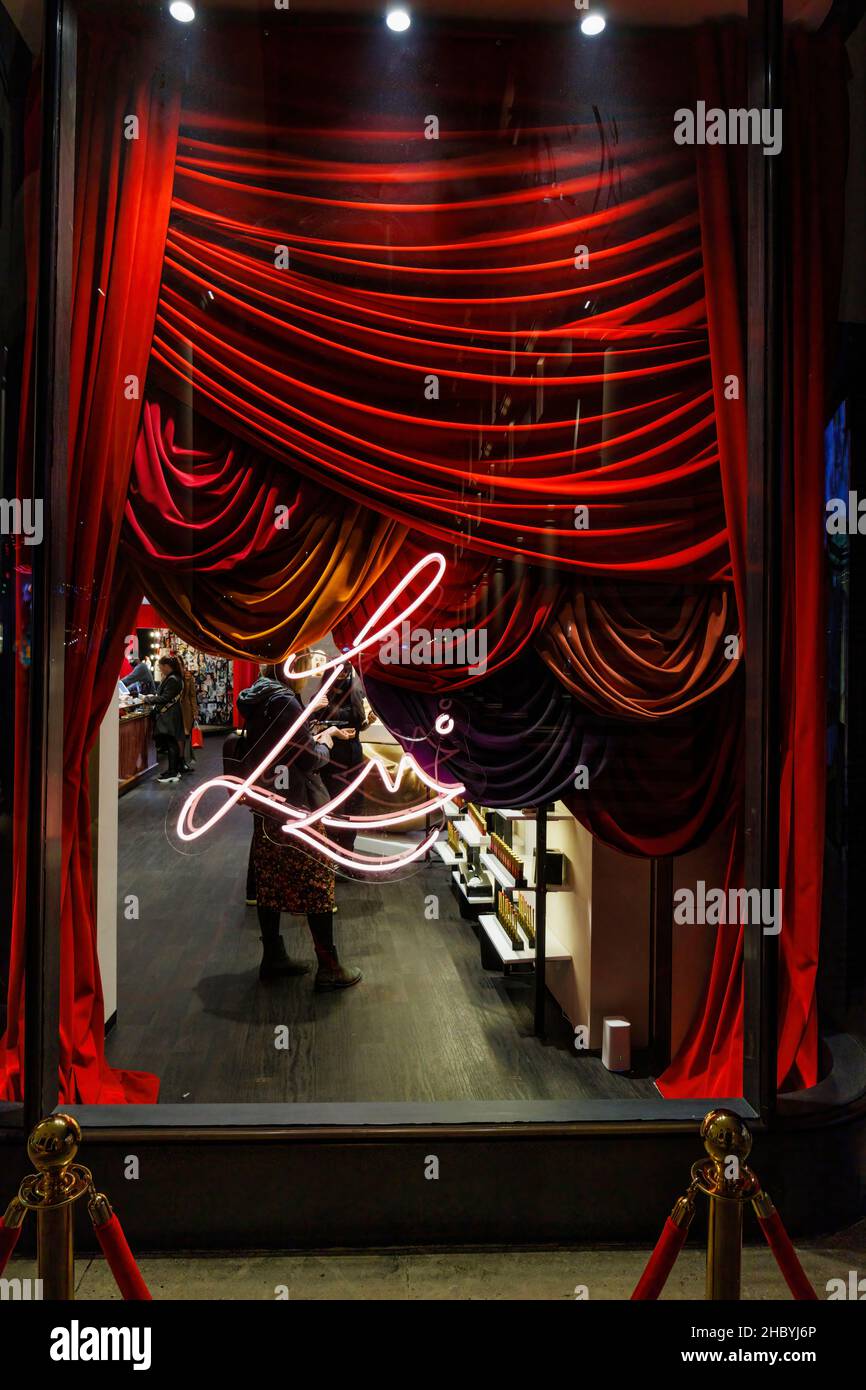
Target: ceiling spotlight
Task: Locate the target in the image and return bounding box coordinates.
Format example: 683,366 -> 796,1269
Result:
386,8 -> 411,32
169,2 -> 196,22
580,13 -> 606,35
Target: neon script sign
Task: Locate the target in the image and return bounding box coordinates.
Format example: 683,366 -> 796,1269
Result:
177,552 -> 465,873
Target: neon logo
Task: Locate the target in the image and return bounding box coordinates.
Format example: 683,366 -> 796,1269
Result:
177,553 -> 465,873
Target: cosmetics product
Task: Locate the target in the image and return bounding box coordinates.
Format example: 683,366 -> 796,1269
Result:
467,803 -> 488,837
516,892 -> 536,948
490,832 -> 524,886
496,890 -> 523,951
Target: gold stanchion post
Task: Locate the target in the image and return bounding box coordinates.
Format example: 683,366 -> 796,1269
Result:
17,1113 -> 92,1301
692,1109 -> 755,1301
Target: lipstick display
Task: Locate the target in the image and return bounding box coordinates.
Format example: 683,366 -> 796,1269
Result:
467,803 -> 488,837
490,831 -> 524,886
515,891 -> 536,948
496,890 -> 525,952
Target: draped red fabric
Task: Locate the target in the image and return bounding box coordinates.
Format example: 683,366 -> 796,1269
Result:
692,25 -> 749,633
775,30 -> 848,1091
538,580 -> 738,719
1,31 -> 181,1102
123,400 -> 406,660
564,680 -> 743,859
144,24 -> 729,582
656,814 -> 745,1099
233,660 -> 260,725
3,70 -> 42,1097
658,24 -> 847,1097
332,535 -> 560,691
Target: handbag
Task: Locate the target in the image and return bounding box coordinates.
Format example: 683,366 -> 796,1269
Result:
191,725 -> 203,749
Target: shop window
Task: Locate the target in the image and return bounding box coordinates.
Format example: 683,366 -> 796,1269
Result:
4,0 -> 863,1138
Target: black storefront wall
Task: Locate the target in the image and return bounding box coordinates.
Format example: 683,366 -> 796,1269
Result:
2,0 -> 864,1251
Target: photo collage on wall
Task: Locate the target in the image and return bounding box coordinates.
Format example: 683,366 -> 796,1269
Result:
157,631 -> 234,729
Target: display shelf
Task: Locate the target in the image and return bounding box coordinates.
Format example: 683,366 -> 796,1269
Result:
451,869 -> 494,905
496,807 -> 574,822
479,851 -> 568,893
454,816 -> 486,848
478,914 -> 570,966
480,849 -> 521,890
433,839 -> 463,867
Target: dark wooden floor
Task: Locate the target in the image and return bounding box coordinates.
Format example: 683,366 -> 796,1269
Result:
107,739 -> 656,1103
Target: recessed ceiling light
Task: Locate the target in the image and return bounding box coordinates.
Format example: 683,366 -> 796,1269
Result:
169,2 -> 196,22
581,14 -> 606,35
386,8 -> 411,32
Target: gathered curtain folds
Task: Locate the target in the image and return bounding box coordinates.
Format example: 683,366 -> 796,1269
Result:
153,130 -> 729,579
364,653 -> 742,857
122,400 -> 407,660
3,18 -> 846,1105
1,31 -> 180,1103
538,581 -> 738,719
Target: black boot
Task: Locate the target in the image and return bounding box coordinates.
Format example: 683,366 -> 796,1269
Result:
258,907 -> 310,981
308,911 -> 362,991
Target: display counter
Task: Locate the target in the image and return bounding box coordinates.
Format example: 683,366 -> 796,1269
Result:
118,708 -> 156,792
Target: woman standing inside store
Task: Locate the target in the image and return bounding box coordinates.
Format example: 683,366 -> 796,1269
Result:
148,654 -> 186,785
317,662 -> 368,853
237,663 -> 362,990
179,660 -> 200,773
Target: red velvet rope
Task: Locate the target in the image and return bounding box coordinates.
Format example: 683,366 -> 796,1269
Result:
0,1218 -> 23,1279
755,1208 -> 818,1301
93,1213 -> 152,1301
631,1216 -> 689,1300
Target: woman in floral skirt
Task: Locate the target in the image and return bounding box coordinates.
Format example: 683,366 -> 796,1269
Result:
237,663 -> 362,991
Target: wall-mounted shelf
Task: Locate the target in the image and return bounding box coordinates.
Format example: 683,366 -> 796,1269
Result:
479,851 -> 569,894
478,914 -> 570,968
480,849 -> 520,890
454,817 -> 487,848
433,840 -> 463,867
451,869 -> 494,907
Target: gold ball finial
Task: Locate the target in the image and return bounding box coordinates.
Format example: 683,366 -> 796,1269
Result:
27,1113 -> 82,1173
700,1108 -> 752,1167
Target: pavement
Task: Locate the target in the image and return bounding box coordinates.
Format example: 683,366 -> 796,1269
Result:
6,1222 -> 866,1300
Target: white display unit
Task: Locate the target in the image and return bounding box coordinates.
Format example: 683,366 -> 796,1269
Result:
433,839 -> 462,867
432,804 -> 579,990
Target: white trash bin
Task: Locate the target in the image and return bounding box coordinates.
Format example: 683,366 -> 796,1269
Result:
602,1016 -> 631,1073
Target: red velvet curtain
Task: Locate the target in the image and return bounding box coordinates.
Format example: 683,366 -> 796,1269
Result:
145,23 -> 727,583
1,30 -> 180,1102
123,400 -> 407,659
658,24 -> 847,1096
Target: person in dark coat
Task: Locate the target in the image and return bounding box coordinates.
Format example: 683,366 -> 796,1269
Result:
315,663 -> 368,853
146,655 -> 185,784
237,663 -> 362,990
